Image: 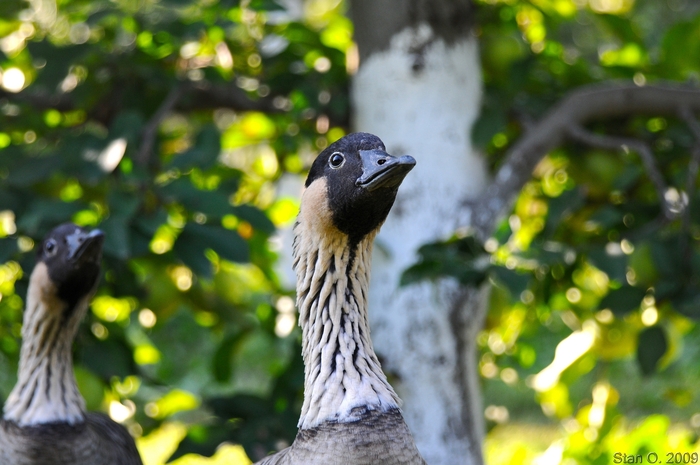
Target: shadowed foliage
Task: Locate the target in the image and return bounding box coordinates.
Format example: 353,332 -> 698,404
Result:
1,0 -> 700,463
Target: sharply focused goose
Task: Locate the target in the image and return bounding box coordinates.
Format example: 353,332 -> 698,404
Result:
0,224 -> 142,465
256,133 -> 426,464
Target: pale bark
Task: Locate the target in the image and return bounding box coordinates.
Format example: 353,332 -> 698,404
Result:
351,1 -> 700,464
351,1 -> 487,463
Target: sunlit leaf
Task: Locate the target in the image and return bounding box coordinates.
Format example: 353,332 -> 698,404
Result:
153,389 -> 199,419
601,43 -> 646,67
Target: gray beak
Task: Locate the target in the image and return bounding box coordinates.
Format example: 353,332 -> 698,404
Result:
356,149 -> 416,191
67,228 -> 105,262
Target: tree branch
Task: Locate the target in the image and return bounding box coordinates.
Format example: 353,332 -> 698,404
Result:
0,80 -> 283,120
680,108 -> 700,210
467,82 -> 700,240
136,83 -> 187,168
0,88 -> 74,111
178,81 -> 282,114
680,108 -> 700,263
681,106 -> 700,142
566,124 -> 673,219
686,146 -> 700,210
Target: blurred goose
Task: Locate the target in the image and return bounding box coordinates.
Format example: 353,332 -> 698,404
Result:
0,223 -> 142,465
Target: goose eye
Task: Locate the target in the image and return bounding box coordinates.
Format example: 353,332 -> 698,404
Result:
329,152 -> 345,168
45,239 -> 57,257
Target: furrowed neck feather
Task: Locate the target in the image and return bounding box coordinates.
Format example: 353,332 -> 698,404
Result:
293,182 -> 399,430
3,262 -> 88,426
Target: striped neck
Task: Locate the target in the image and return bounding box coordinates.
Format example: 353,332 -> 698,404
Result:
3,262 -> 87,426
292,218 -> 399,430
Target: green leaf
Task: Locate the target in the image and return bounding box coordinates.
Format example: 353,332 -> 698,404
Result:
207,394 -> 272,419
173,223 -> 249,277
655,280 -> 682,301
191,223 -> 249,263
74,366 -> 107,411
249,0 -> 285,11
672,289 -> 700,319
650,239 -> 683,280
133,208 -> 168,236
101,187 -> 141,261
26,42 -> 91,90
109,111 -> 146,146
0,238 -> 17,262
7,155 -> 63,187
598,14 -> 643,45
401,260 -> 447,286
471,102 -> 507,148
169,425 -> 232,461
17,199 -> 84,236
490,266 -> 531,297
588,205 -> 623,229
0,188 -> 23,212
168,125 -> 221,170
612,164 -> 643,191
108,189 -> 141,219
0,0 -> 24,21
232,205 -> 276,234
212,332 -> 246,382
400,235 -> 488,286
661,16 -> 700,80
637,326 -> 668,376
543,188 -> 584,237
78,337 -> 136,379
599,285 -> 646,316
161,0 -> 200,6
587,248 -> 627,282
101,216 -> 131,260
173,232 -> 213,277
159,179 -> 232,217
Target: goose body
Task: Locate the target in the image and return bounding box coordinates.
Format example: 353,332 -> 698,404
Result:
257,133 -> 426,465
0,224 -> 142,465
1,414 -> 141,465
257,409 -> 421,465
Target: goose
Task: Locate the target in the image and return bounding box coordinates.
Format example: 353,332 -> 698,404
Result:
0,223 -> 142,465
256,133 -> 426,465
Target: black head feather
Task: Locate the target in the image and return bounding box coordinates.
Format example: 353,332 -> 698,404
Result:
305,133 -> 416,244
37,223 -> 104,309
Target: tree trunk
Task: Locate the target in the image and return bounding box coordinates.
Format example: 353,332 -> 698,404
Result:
350,1 -> 488,464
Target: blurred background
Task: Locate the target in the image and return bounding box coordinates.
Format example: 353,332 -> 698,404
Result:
1,0 -> 700,463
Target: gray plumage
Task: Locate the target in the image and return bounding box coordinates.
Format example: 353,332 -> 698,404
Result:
257,409 -> 425,465
0,224 -> 142,465
0,413 -> 141,465
255,134 -> 425,465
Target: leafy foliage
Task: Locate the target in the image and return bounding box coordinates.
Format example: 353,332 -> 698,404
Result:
2,0 -> 700,463
0,0 -> 351,462
409,0 -> 700,461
